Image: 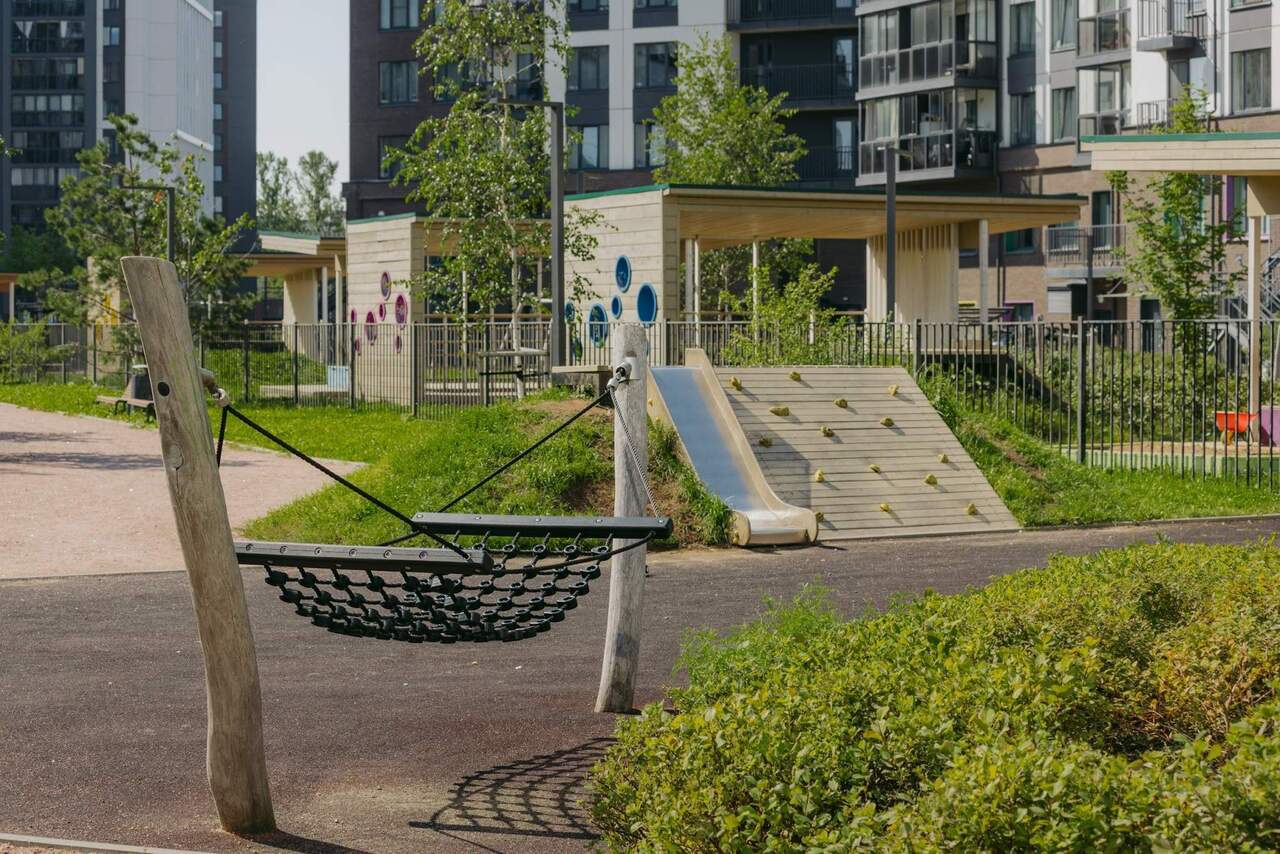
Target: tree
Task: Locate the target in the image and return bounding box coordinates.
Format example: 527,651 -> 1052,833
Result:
647,34 -> 813,314
256,150 -> 345,235
31,113 -> 254,336
1109,90 -> 1241,320
388,0 -> 601,320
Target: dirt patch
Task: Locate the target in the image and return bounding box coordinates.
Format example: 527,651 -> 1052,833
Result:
525,397 -> 612,424
969,421 -> 1047,482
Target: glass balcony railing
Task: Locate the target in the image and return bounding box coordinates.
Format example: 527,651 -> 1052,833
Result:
1078,9 -> 1131,59
858,40 -> 998,90
726,0 -> 856,27
741,63 -> 856,102
1078,110 -> 1129,138
859,129 -> 996,177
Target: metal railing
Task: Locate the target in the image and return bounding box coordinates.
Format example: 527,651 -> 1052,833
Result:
1044,223 -> 1129,269
741,63 -> 855,102
858,39 -> 998,90
860,129 -> 996,176
793,146 -> 855,184
1078,110 -> 1130,138
1137,0 -> 1205,40
726,0 -> 856,27
10,317 -> 1280,489
1079,9 -> 1131,58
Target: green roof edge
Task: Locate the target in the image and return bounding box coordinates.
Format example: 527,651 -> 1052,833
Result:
345,211 -> 422,227
1081,131 -> 1280,144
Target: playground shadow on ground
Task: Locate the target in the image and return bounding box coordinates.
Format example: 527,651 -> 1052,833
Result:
410,737 -> 613,844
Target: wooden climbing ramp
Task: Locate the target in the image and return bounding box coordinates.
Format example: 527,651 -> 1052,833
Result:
649,349 -> 1019,543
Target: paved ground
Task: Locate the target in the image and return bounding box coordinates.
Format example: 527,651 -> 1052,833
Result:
3,516 -> 1279,853
0,404 -> 357,580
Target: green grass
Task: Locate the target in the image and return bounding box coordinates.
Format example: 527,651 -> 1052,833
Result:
920,377 -> 1280,527
0,381 -> 731,546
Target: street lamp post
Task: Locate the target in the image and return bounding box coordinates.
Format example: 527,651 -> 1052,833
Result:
494,97 -> 566,367
879,145 -> 911,321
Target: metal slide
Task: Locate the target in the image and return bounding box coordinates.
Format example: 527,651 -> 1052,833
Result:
648,351 -> 818,546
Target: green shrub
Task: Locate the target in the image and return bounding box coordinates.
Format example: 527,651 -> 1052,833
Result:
590,542 -> 1280,851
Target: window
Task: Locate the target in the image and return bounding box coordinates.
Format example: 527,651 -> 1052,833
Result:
570,0 -> 608,10
1232,49 -> 1270,113
105,0 -> 121,9
634,121 -> 665,168
379,135 -> 410,179
214,164 -> 223,182
834,118 -> 854,172
1051,87 -> 1076,141
1011,3 -> 1035,56
102,60 -> 120,84
214,10 -> 223,26
1228,176 -> 1248,235
570,125 -> 609,169
214,196 -> 224,214
1003,228 -> 1035,254
635,0 -> 675,7
634,43 -> 676,88
10,93 -> 86,127
1091,190 -> 1114,227
1051,0 -> 1076,49
214,133 -> 222,151
1010,92 -> 1035,145
569,46 -> 608,90
1230,0 -> 1266,7
214,101 -> 223,120
214,71 -> 223,89
103,25 -> 120,46
380,0 -> 420,29
214,40 -> 223,58
11,20 -> 86,53
380,60 -> 418,104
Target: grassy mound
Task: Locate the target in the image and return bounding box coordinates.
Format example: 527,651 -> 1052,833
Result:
590,542 -> 1280,850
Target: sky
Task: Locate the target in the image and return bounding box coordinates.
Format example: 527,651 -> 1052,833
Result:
256,0 -> 350,186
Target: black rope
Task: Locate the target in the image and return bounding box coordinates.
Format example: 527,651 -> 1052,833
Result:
215,405 -> 228,466
436,389 -> 612,513
222,405 -> 472,561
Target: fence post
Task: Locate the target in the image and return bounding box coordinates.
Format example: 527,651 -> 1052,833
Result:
292,324 -> 300,406
349,321 -> 357,410
241,324 -> 251,401
411,322 -> 420,418
596,323 -> 648,714
913,318 -> 923,376
1076,315 -> 1088,464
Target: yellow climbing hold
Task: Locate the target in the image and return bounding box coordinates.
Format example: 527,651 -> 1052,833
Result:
888,383 -> 900,396
770,405 -> 791,417
758,436 -> 773,448
938,453 -> 950,464
820,425 -> 834,438
868,463 -> 881,473
880,502 -> 892,513
729,376 -> 743,391
789,370 -> 802,382
814,469 -> 826,483
834,398 -> 848,408
814,511 -> 825,523
880,416 -> 895,427
924,474 -> 938,486
965,503 -> 978,516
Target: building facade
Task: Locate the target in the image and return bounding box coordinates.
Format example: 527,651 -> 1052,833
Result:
213,0 -> 257,240
1,0 -> 249,249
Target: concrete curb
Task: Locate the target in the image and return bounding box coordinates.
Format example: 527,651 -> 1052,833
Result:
0,832 -> 211,854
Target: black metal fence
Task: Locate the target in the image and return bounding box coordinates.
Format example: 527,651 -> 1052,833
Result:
6,316 -> 1280,488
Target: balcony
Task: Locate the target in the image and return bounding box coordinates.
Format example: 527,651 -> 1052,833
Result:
1078,110 -> 1130,138
793,145 -> 855,185
1044,224 -> 1128,278
1134,98 -> 1216,131
1077,10 -> 1131,66
742,63 -> 855,106
726,0 -> 856,30
1137,0 -> 1204,50
856,129 -> 996,185
858,40 -> 998,96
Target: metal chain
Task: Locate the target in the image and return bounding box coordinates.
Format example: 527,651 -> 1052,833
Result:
608,365 -> 661,519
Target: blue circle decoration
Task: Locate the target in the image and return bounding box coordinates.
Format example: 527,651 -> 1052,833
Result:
615,256 -> 632,292
588,303 -> 609,344
610,295 -> 623,319
564,301 -> 576,323
636,283 -> 658,326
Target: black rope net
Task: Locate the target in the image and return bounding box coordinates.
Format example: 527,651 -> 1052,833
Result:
215,369 -> 671,645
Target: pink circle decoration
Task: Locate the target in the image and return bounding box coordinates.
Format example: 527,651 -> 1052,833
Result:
380,272 -> 392,300
365,311 -> 378,343
394,293 -> 409,326
378,301 -> 387,321
394,334 -> 403,354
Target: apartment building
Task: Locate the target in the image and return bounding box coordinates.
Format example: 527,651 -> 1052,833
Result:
0,0 -> 249,247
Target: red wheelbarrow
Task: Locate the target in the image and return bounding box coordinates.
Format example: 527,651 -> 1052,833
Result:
1216,411 -> 1258,444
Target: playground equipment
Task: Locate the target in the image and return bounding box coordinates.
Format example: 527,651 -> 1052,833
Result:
119,257 -> 668,834
649,349 -> 1019,543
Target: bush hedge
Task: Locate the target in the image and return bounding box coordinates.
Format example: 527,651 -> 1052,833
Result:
590,543 -> 1280,851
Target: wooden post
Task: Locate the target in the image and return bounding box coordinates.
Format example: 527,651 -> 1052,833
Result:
118,257 -> 275,833
596,324 -> 648,714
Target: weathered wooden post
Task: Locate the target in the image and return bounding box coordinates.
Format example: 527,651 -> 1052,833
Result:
119,257 -> 276,834
596,323 -> 648,713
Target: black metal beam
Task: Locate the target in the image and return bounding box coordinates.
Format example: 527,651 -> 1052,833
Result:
410,513 -> 674,539
234,541 -> 492,572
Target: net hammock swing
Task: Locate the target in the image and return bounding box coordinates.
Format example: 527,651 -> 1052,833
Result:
210,368 -> 672,645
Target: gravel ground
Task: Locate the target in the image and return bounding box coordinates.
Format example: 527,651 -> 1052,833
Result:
0,403 -> 357,580
2,516 -> 1278,853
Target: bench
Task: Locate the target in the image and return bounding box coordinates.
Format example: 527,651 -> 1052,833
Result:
96,394 -> 156,421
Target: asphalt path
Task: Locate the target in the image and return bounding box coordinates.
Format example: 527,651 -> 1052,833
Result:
2,516 -> 1279,853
